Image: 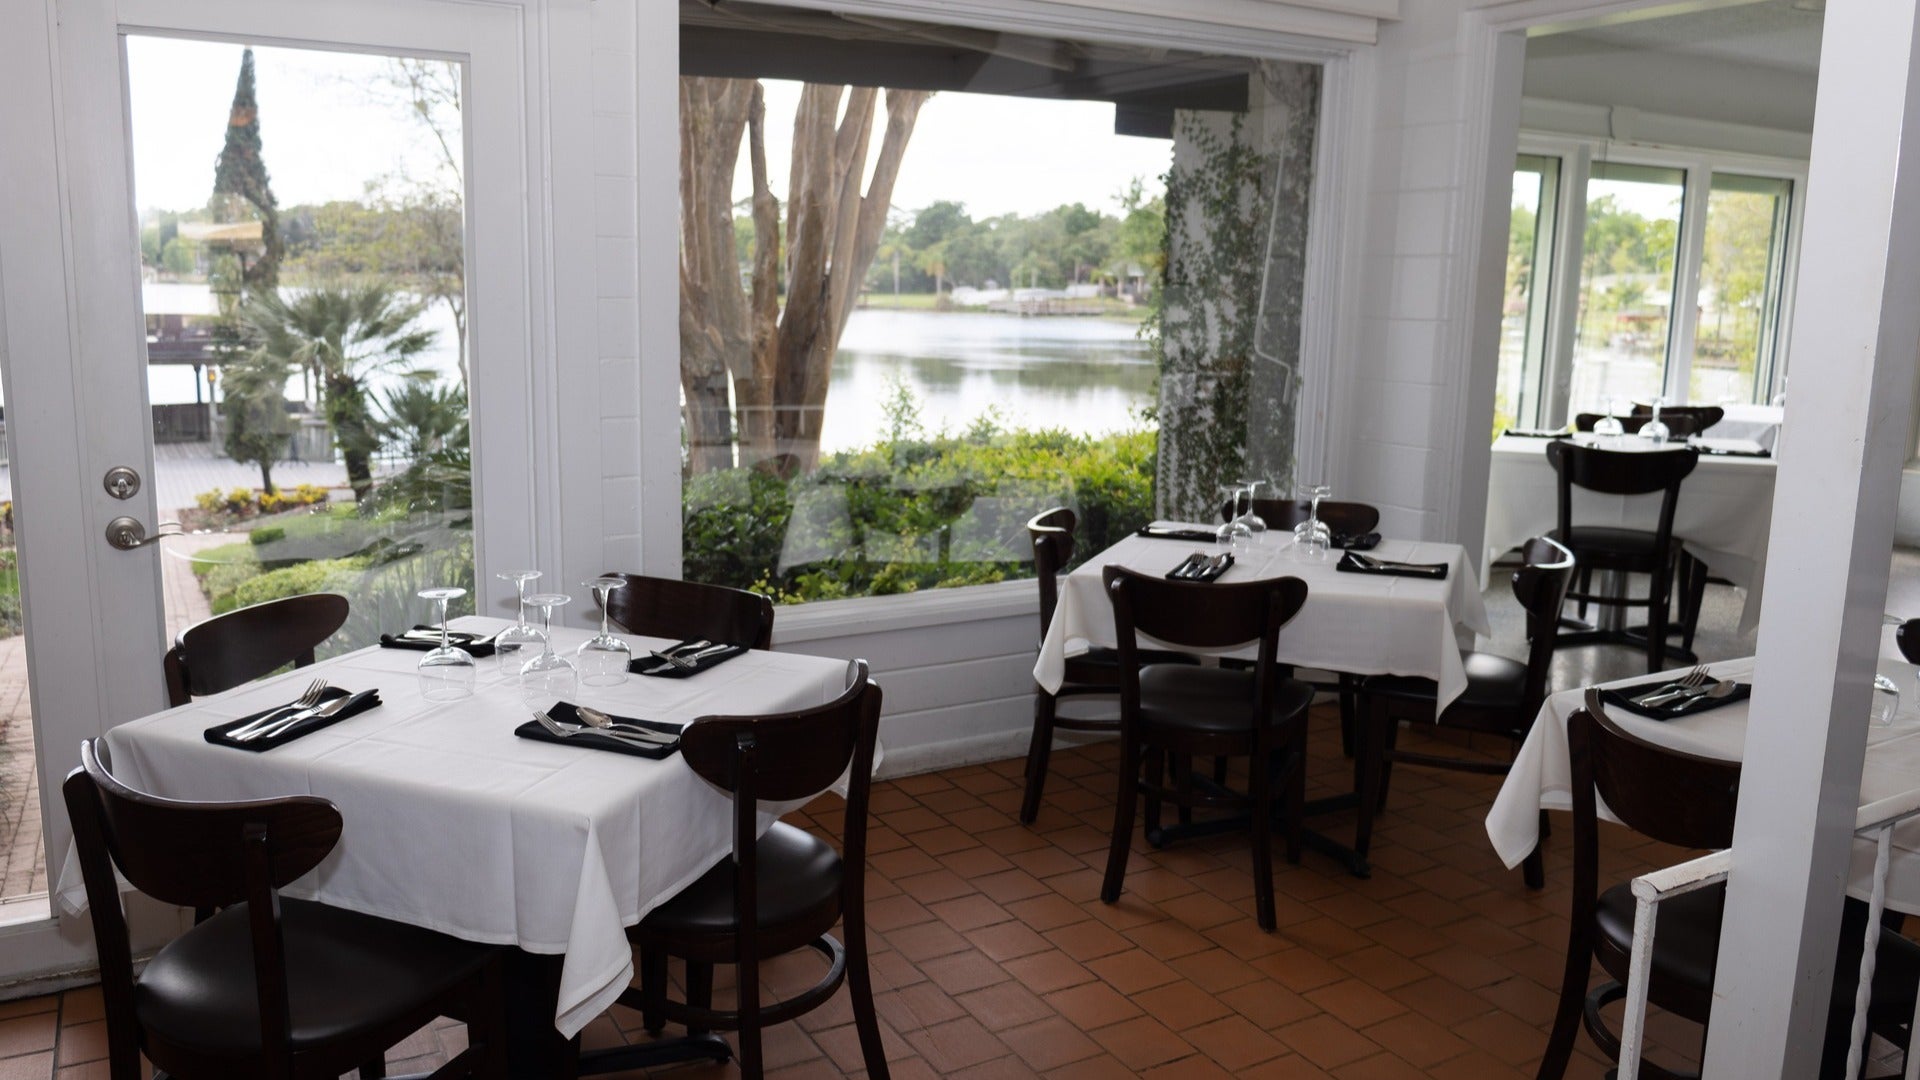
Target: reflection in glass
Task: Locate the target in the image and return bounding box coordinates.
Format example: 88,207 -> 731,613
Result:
1693,174 -> 1792,405
1568,162 -> 1685,415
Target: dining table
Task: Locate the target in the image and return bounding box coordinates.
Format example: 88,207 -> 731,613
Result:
1035,523 -> 1490,873
52,615 -> 862,1077
1487,655 -> 1920,910
1482,433 -> 1778,633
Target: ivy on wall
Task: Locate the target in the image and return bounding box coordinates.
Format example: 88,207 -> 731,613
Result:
1154,63 -> 1321,521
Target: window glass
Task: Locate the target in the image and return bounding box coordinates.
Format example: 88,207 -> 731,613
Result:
1568,161 -> 1685,414
1495,155 -> 1557,435
1693,173 -> 1791,404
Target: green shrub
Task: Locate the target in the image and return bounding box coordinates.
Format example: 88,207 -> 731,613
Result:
213,556 -> 370,615
249,526 -> 285,546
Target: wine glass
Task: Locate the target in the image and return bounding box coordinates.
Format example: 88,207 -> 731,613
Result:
1215,483 -> 1252,550
493,570 -> 546,670
1294,483 -> 1332,557
1640,395 -> 1671,445
1236,479 -> 1269,537
1592,398 -> 1626,438
577,576 -> 632,686
520,593 -> 576,700
416,586 -> 475,702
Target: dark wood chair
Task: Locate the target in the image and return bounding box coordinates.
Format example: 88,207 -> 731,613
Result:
1572,412 -> 1710,438
595,573 -> 775,650
1099,565 -> 1313,930
1020,508 -> 1195,825
162,593 -> 350,707
1545,441 -> 1698,672
1356,536 -> 1575,889
1222,497 -> 1381,539
1539,694 -> 1920,1080
615,660 -> 886,1080
62,739 -> 507,1080
1633,403 -> 1726,433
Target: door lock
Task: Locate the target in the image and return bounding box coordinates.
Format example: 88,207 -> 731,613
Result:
105,516 -> 181,551
102,466 -> 141,500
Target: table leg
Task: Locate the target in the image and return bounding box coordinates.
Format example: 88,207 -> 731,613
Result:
505,950 -> 735,1079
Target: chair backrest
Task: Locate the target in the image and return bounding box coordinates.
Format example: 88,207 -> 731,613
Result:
1572,413 -> 1709,438
598,572 -> 775,650
1102,566 -> 1308,752
1545,441 -> 1698,549
63,739 -> 343,1070
1224,498 -> 1381,537
1570,692 -> 1740,854
1633,403 -> 1725,432
1896,618 -> 1920,666
163,593 -> 350,707
1027,507 -> 1077,645
1512,536 -> 1577,713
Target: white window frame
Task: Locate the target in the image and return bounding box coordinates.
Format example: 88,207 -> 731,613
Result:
1512,132 -> 1807,425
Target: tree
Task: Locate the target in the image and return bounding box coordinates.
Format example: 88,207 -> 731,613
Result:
209,48 -> 284,294
379,377 -> 467,461
242,283 -> 436,500
679,77 -> 930,475
219,350 -> 294,495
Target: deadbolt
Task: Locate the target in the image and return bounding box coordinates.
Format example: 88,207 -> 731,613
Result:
103,466 -> 140,500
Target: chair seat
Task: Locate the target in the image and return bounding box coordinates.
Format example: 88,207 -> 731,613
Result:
1550,525 -> 1675,562
1137,665 -> 1314,734
135,898 -> 496,1057
1361,652 -> 1529,712
1595,881 -> 1723,1019
1063,646 -> 1198,690
638,822 -> 843,941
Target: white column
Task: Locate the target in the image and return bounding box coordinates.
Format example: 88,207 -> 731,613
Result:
1704,2 -> 1920,1075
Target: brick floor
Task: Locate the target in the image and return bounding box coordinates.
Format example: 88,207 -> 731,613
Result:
6,710 -> 1851,1078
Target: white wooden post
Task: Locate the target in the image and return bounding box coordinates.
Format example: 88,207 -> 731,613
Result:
1703,2 -> 1920,1075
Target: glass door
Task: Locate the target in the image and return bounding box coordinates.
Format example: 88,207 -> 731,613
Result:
0,0 -> 538,981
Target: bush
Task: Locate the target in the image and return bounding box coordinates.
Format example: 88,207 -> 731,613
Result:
249,526 -> 285,546
213,556 -> 370,615
685,425 -> 1156,605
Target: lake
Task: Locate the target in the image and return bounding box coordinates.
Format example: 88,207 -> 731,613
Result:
140,295 -> 1161,453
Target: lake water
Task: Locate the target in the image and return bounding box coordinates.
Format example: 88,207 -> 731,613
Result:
141,294 -> 1161,453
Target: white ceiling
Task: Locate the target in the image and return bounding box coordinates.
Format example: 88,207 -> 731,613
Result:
1530,0 -> 1823,77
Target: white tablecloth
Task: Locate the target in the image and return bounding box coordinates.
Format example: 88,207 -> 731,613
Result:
1487,656 -> 1920,911
1034,529 -> 1490,711
1706,403 -> 1785,454
53,617 -> 855,1038
1482,434 -> 1778,632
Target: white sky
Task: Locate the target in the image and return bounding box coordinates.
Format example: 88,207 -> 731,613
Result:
124,37 -> 1171,220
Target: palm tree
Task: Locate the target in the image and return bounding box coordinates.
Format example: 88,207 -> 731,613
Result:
242,283 -> 435,501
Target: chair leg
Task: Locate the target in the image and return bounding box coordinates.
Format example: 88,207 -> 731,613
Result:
1576,566 -> 1591,620
1338,673 -> 1358,758
359,1058 -> 386,1079
1101,738 -> 1140,904
1212,755 -> 1228,784
738,949 -> 763,1079
685,960 -> 713,1036
1649,565 -> 1672,672
844,924 -> 889,1080
1020,691 -> 1057,825
640,945 -> 668,1035
1353,698 -> 1382,863
1284,733 -> 1305,866
1681,553 -> 1708,658
475,950 -> 509,1080
1248,747 -> 1277,932
1174,754 -> 1194,826
1143,749 -> 1165,838
1538,924 -> 1591,1080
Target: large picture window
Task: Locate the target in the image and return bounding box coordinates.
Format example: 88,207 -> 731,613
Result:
1491,144 -> 1800,437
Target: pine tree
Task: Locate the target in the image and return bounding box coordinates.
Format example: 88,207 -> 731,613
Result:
209,48 -> 283,292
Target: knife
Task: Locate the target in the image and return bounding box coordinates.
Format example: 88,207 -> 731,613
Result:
236,691 -> 370,742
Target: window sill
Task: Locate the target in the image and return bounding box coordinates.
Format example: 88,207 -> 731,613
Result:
771,578 -> 1038,645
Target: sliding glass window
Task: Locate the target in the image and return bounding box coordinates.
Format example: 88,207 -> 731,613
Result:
1569,161 -> 1685,415
1495,154 -> 1558,432
1693,173 -> 1792,404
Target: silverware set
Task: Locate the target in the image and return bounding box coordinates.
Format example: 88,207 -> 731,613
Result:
533,709 -> 675,747
226,680 -> 367,742
643,640 -> 731,673
1631,665 -> 1737,709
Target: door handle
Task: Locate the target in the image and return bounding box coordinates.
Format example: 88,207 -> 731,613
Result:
105,516 -> 181,551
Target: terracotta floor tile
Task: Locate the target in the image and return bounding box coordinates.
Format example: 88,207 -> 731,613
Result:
1043,919 -> 1132,962
1361,1010 -> 1475,1068
1279,1013 -> 1386,1071
0,1052 -> 53,1080
964,921 -> 1053,964
1133,980 -> 1233,1033
919,951 -> 1010,997
954,981 -> 1052,1033
972,868 -> 1050,905
0,999 -> 56,1023
928,893 -> 1011,934
875,982 -> 965,1034
1168,947 -> 1263,994
1087,1014 -> 1195,1072
896,868 -> 974,905
1042,981 -> 1143,1031
1000,1016 -> 1103,1071
1218,980 -> 1319,1030
1333,1050 -> 1444,1079
883,920 -> 972,963
1005,893 -> 1087,933
0,1014 -> 56,1060
1085,948 -> 1182,994
1307,977 -> 1410,1029
1186,1012 -> 1288,1071
902,1016 -> 1007,1074
1125,919 -> 1214,962
1002,950 -> 1097,995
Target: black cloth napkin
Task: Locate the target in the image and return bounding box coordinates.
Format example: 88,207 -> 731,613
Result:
380,625 -> 497,658
514,701 -> 680,759
1503,428 -> 1569,439
205,687 -> 382,752
1335,551 -> 1448,580
631,639 -> 748,679
1138,525 -> 1221,543
1331,531 -> 1381,551
1166,552 -> 1234,582
1599,678 -> 1752,720
1695,444 -> 1771,458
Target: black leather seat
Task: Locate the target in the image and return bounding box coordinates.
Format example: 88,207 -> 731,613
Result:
1550,524 -> 1667,558
1355,537 -> 1575,888
1137,666 -> 1316,733
640,823 -> 842,941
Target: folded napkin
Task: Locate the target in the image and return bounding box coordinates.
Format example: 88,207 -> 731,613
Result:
1167,552 -> 1234,583
380,626 -> 497,658
513,701 -> 680,759
1138,523 -> 1221,543
205,687 -> 382,752
631,639 -> 748,678
1599,678 -> 1752,720
1689,437 -> 1770,457
1330,531 -> 1381,551
1335,551 -> 1448,580
1503,428 -> 1569,439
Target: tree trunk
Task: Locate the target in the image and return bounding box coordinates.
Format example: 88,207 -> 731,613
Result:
678,77 -> 756,473
739,82 -> 782,467
258,460 -> 275,497
325,374 -> 377,502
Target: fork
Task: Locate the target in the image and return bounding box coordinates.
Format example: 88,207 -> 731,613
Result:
1634,665 -> 1710,707
533,710 -> 673,747
227,678 -> 328,739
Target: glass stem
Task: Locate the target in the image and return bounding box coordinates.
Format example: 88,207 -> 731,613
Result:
438,598 -> 451,649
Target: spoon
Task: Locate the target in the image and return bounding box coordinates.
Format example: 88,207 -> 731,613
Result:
1650,679 -> 1738,710
576,704 -> 676,742
534,710 -> 673,747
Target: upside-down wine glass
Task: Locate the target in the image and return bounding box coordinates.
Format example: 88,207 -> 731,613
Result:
1215,483 -> 1252,552
1593,398 -> 1626,438
1294,483 -> 1332,557
520,592 -> 576,700
577,576 -> 633,686
1235,479 -> 1269,537
1641,395 -> 1671,446
493,570 -> 546,670
416,586 -> 475,701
